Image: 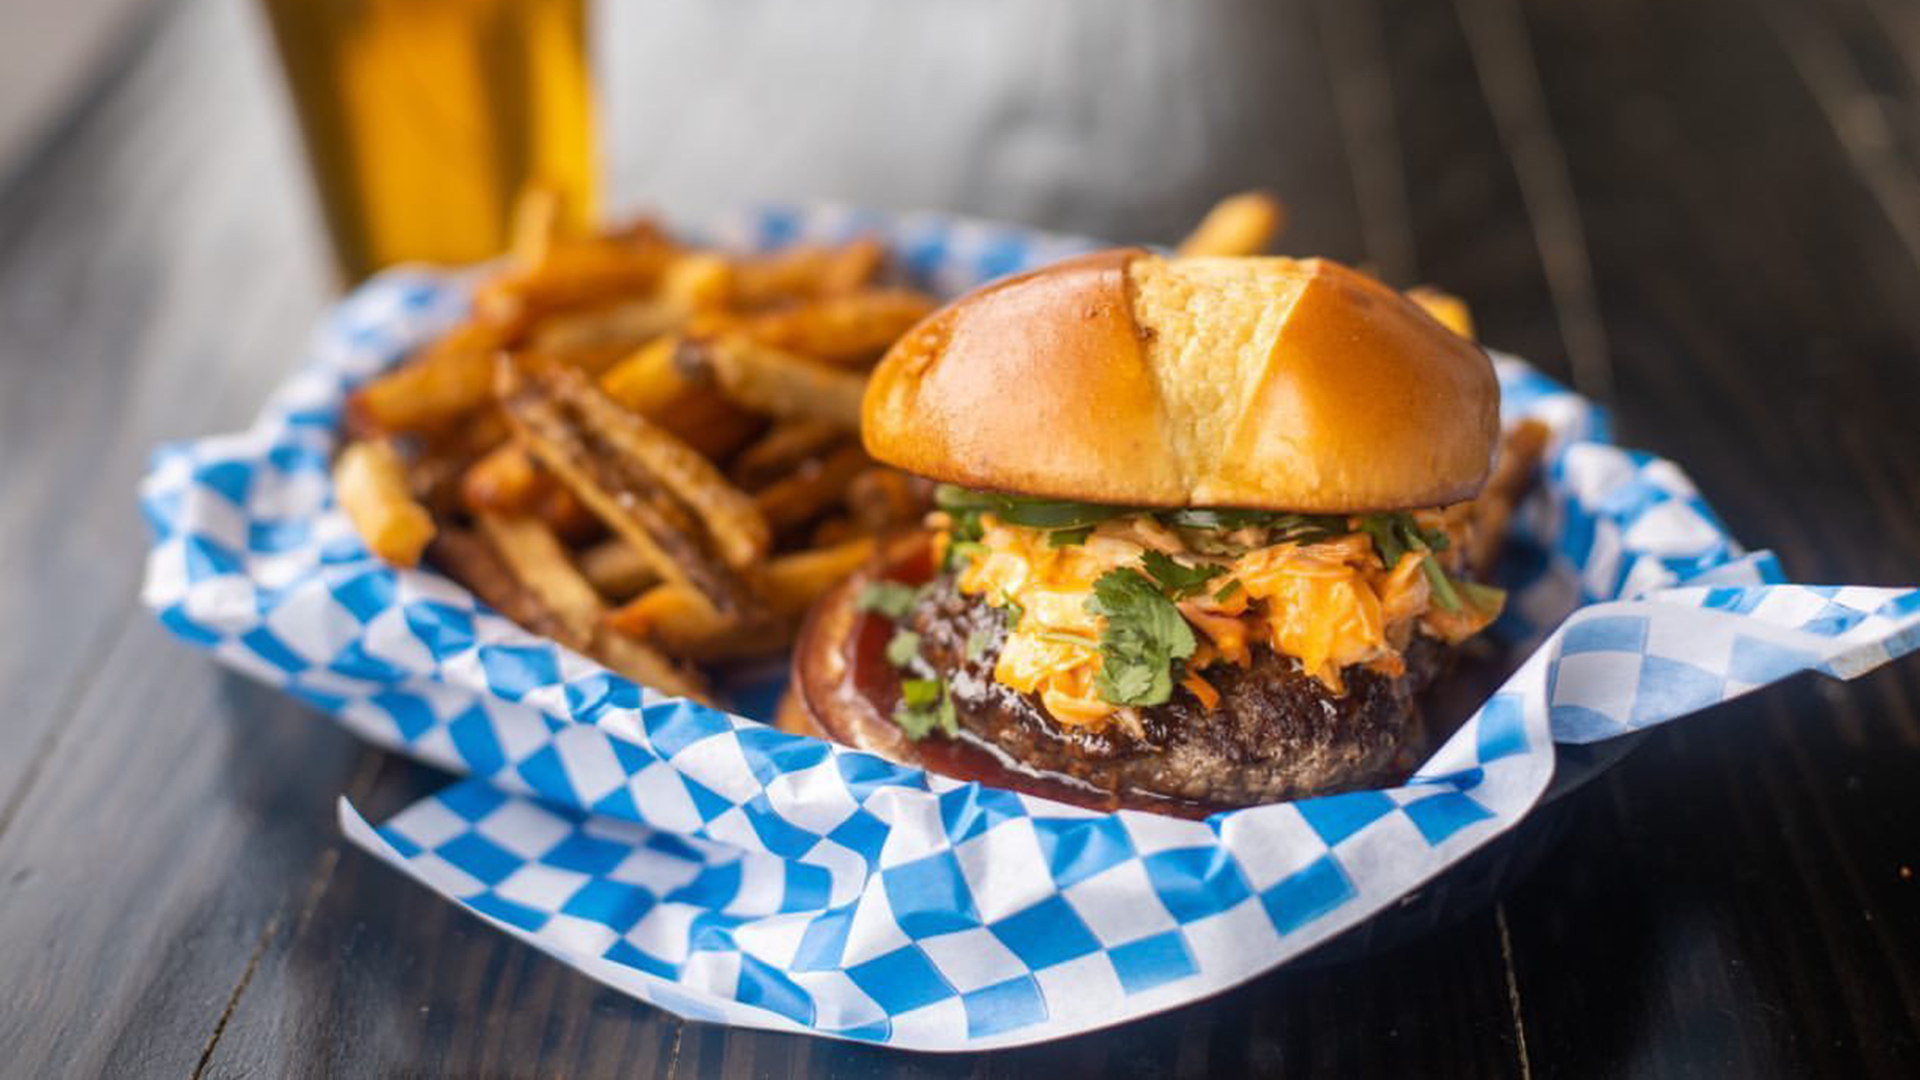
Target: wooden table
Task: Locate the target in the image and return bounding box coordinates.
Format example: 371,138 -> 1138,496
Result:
3,0 -> 1918,1074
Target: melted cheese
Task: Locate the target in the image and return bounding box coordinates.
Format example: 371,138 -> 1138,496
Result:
950,511 -> 1491,730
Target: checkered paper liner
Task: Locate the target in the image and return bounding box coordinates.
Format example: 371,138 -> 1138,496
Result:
139,205 -> 1920,1050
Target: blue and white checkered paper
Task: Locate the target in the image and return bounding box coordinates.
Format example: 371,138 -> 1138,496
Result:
141,204 -> 1920,1050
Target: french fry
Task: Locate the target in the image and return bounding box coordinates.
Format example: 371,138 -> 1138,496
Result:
815,237 -> 886,295
730,237 -> 884,307
577,538 -> 658,599
599,337 -> 763,458
605,585 -> 753,655
846,467 -> 928,533
676,336 -> 868,430
434,526 -> 708,700
379,209 -> 944,682
461,443 -> 543,514
740,289 -> 937,365
729,418 -> 845,490
528,297 -> 687,371
502,395 -> 736,615
604,537 -> 877,659
528,250 -> 739,370
1406,286 -> 1477,341
467,336 -> 767,520
475,511 -> 605,644
775,684 -> 825,738
755,444 -> 872,534
423,406 -> 510,464
604,592 -> 791,661
403,450 -> 471,522
590,626 -> 712,701
498,355 -> 762,618
759,537 -> 878,615
597,337 -> 681,409
533,481 -> 603,545
475,224 -> 678,337
334,439 -> 437,567
1468,419 -> 1549,578
660,252 -> 734,311
528,356 -> 768,566
346,322 -> 502,434
811,516 -> 860,547
429,527 -> 573,644
509,186 -> 564,270
1176,190 -> 1287,258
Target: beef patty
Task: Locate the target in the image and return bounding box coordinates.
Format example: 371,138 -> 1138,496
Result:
903,576 -> 1448,807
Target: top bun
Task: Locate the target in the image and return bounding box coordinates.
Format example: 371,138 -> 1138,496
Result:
862,248 -> 1500,512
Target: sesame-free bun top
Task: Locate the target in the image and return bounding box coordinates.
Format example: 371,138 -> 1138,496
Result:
862,248 -> 1500,512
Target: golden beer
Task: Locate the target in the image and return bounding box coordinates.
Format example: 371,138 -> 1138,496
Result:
258,0 -> 597,280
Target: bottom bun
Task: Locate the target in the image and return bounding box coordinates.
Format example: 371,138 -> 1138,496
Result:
783,542 -> 929,766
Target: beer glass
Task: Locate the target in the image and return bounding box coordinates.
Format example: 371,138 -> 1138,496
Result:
258,0 -> 597,281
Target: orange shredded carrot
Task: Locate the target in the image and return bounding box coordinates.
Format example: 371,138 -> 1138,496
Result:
1182,671 -> 1222,712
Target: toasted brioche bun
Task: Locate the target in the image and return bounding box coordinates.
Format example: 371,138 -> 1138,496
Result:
784,534 -> 932,765
862,249 -> 1499,511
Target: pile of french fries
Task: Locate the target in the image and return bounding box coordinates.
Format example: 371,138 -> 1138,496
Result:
334,189 -> 1505,706
333,191 -> 955,701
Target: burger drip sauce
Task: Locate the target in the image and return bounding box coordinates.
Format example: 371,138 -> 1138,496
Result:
849,542 -> 1222,820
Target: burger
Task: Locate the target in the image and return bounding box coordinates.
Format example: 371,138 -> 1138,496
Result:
782,248 -> 1512,814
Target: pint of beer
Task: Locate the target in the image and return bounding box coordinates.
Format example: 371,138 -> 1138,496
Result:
258,0 -> 597,281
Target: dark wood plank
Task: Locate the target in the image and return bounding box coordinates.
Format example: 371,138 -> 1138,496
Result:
0,637 -> 375,1077
0,0 -> 350,1073
194,753 -> 689,1079
661,910 -> 1522,1078
0,0 -> 332,811
1376,0 -> 1570,376
207,833 -> 1519,1079
1496,673 -> 1920,1077
1463,0 -> 1920,1075
0,0 -> 160,185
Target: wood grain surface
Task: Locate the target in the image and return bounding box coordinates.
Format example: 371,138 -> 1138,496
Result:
1,0 -> 1917,1075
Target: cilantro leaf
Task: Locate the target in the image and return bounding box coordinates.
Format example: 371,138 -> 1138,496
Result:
885,629 -> 922,668
901,677 -> 939,708
894,676 -> 957,740
1164,508 -> 1349,547
1358,511 -> 1456,570
933,484 -> 997,515
934,486 -> 989,572
1421,555 -> 1463,611
856,580 -> 920,620
1086,567 -> 1196,707
1140,549 -> 1225,599
1458,579 -> 1508,616
1354,512 -> 1471,611
935,484 -> 1121,531
997,594 -> 1024,627
1100,660 -> 1158,704
948,512 -> 985,544
1359,514 -> 1409,567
